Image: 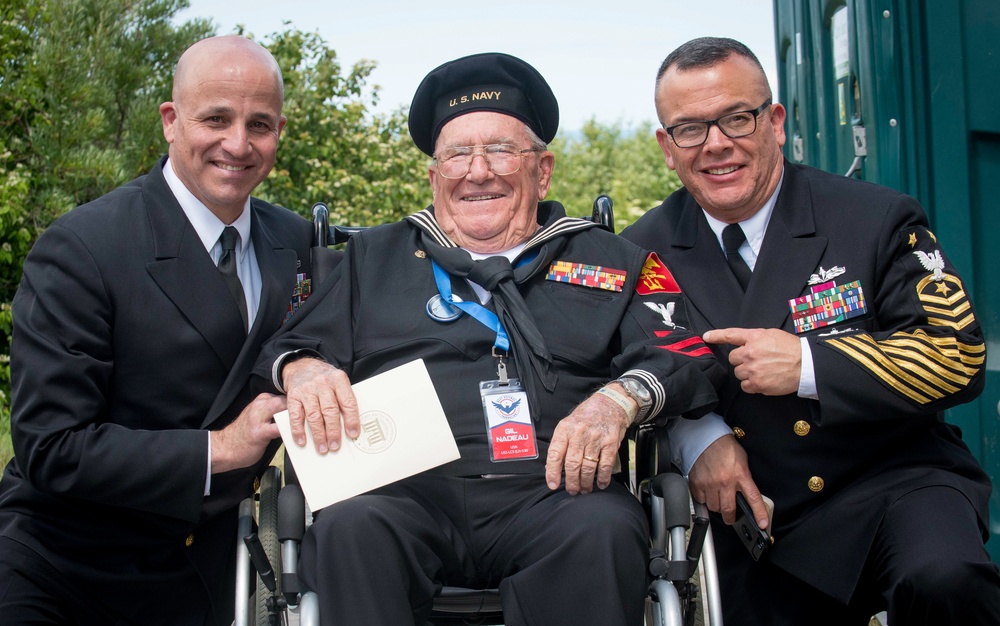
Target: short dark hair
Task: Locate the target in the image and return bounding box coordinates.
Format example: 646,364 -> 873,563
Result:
655,37 -> 766,92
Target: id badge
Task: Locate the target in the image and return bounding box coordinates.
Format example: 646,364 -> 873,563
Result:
480,378 -> 537,462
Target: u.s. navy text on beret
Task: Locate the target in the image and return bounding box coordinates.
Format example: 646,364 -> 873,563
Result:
408,52 -> 559,156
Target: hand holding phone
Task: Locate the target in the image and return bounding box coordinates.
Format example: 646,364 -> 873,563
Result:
733,492 -> 774,561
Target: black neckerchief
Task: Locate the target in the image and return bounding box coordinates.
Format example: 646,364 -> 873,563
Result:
406,201 -> 596,416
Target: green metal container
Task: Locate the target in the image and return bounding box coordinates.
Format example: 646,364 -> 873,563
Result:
773,0 -> 1000,559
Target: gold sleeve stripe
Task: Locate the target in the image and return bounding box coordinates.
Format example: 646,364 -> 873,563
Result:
890,358 -> 962,394
850,332 -> 983,382
823,329 -> 984,405
928,313 -> 976,331
878,335 -> 984,376
878,345 -> 968,389
826,336 -> 942,403
841,335 -> 956,397
922,301 -> 971,318
905,328 -> 985,352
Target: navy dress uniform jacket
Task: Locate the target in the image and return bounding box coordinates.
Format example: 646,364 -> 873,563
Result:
621,161 -> 991,604
256,201 -> 724,477
0,157 -> 316,625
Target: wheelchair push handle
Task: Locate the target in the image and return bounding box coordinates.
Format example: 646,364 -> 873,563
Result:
592,194 -> 614,232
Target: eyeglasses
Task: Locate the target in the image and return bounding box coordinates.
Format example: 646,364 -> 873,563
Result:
664,100 -> 772,148
433,143 -> 541,179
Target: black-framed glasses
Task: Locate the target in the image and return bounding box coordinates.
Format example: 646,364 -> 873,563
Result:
664,100 -> 772,148
433,143 -> 541,179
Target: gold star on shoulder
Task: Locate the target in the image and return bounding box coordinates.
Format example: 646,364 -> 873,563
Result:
935,282 -> 953,295
908,233 -> 917,247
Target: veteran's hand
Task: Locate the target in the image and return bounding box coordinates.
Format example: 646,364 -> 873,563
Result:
688,434 -> 769,530
282,358 -> 360,454
211,392 -> 286,474
703,327 -> 801,396
545,388 -> 631,495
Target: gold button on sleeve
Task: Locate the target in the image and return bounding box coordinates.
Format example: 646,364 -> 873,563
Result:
185,533 -> 195,547
793,420 -> 811,436
808,476 -> 825,492
732,426 -> 746,439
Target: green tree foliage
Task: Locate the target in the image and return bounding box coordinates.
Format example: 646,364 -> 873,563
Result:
0,2 -> 682,469
0,0 -> 214,465
0,2 -> 431,467
548,119 -> 681,232
255,27 -> 430,226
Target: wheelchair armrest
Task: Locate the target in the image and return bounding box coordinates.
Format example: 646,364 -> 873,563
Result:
650,472 -> 692,531
277,483 -> 306,542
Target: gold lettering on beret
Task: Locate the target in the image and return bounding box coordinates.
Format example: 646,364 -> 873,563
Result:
449,90 -> 503,107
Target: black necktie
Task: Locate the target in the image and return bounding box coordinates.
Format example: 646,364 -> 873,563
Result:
722,223 -> 752,291
218,226 -> 248,332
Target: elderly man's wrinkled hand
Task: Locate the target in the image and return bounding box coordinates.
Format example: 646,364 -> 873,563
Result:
282,358 -> 359,455
545,391 -> 631,495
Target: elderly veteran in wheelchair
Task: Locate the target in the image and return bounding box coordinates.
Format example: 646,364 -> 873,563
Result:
253,52 -> 724,626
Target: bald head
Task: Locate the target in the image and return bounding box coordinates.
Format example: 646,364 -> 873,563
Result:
173,35 -> 284,104
160,35 -> 287,223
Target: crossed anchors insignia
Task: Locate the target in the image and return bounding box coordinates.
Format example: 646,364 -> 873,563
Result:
807,265 -> 846,285
913,249 -> 946,282
645,301 -> 678,328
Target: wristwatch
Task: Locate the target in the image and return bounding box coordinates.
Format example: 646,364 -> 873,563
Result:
615,377 -> 653,424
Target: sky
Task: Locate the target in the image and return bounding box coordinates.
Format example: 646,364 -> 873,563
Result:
174,0 -> 778,135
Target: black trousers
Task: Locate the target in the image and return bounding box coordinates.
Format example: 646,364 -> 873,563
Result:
0,537 -> 117,626
713,485 -> 1000,626
0,536 -> 218,626
299,473 -> 649,626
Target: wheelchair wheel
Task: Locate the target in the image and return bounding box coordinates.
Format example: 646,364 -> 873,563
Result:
253,466 -> 283,626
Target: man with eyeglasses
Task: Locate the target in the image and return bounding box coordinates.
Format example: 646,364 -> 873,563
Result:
622,36 -> 1000,626
253,52 -> 723,625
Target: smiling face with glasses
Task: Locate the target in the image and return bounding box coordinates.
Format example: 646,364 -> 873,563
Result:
654,54 -> 786,224
429,111 -> 554,253
663,100 -> 772,148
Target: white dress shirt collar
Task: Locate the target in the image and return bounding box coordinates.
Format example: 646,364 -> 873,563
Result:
162,157 -> 252,258
702,168 -> 785,269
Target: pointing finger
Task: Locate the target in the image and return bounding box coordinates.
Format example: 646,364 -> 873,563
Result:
703,327 -> 751,347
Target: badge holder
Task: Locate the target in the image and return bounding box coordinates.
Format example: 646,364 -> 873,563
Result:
481,349 -> 537,462
430,259 -> 538,461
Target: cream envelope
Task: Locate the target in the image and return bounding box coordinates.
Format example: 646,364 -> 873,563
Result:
273,358 -> 460,511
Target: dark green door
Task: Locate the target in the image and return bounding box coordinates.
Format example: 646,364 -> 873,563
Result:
774,0 -> 1000,560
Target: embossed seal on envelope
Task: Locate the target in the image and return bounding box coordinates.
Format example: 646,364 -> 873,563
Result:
352,410 -> 397,454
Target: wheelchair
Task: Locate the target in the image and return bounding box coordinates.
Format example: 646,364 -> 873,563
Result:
234,196 -> 723,626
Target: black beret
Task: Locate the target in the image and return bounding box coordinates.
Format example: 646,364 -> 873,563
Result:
408,52 -> 559,156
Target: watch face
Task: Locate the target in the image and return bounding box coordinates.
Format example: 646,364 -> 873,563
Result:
621,378 -> 651,404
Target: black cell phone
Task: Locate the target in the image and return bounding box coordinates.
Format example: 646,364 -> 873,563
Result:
733,492 -> 772,561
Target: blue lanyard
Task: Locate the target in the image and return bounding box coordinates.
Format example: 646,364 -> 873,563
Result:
431,260 -> 510,352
